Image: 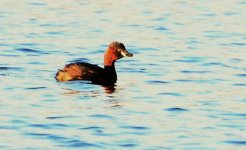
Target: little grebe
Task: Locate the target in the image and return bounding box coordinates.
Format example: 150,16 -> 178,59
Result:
55,42 -> 133,85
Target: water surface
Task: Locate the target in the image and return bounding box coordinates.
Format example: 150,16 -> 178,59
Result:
0,0 -> 245,149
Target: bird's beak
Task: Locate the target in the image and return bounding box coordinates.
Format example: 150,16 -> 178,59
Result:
121,49 -> 133,57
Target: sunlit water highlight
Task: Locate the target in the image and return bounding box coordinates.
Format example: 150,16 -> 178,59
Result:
0,0 -> 245,149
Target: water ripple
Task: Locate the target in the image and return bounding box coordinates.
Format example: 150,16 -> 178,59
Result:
224,12 -> 239,16
89,114 -> 115,119
0,126 -> 16,130
221,113 -> 246,117
0,67 -> 11,70
25,133 -> 67,141
119,143 -> 137,148
175,79 -> 212,84
29,123 -> 68,129
119,125 -> 149,130
224,140 -> 246,145
181,70 -> 212,74
30,2 -> 47,6
200,62 -> 229,67
155,26 -> 168,31
230,42 -> 246,46
165,107 -> 189,112
146,80 -> 170,84
25,87 -> 46,90
19,43 -> 39,46
175,57 -> 205,63
25,133 -> 101,148
80,126 -> 103,130
235,74 -> 246,77
69,58 -> 90,63
46,31 -> 64,35
0,67 -> 23,71
159,92 -> 184,97
60,139 -> 101,148
46,116 -> 77,120
15,48 -> 50,55
233,83 -> 246,86
39,24 -> 65,27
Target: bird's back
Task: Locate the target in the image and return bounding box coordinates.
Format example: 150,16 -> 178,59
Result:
56,62 -> 116,85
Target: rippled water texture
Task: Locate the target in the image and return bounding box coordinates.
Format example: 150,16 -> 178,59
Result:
0,0 -> 246,149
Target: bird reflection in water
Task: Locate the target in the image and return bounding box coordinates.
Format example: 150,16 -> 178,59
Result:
103,85 -> 116,94
63,84 -> 116,96
62,84 -> 122,108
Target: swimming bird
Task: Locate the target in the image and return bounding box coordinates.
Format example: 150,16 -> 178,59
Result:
55,41 -> 133,85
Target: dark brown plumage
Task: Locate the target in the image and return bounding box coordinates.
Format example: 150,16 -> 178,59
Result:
55,41 -> 133,85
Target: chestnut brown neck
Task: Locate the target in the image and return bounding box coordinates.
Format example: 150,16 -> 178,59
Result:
104,47 -> 118,67
104,47 -> 118,82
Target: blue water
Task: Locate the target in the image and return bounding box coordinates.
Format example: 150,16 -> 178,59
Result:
0,1 -> 246,149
